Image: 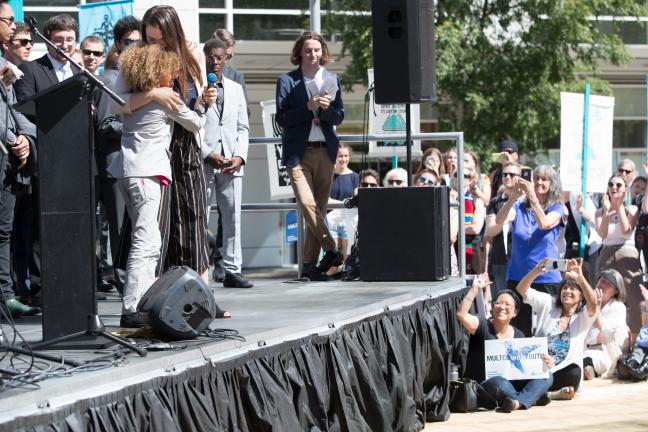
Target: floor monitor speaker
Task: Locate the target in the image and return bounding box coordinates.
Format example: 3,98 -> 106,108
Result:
358,186 -> 450,281
138,266 -> 217,340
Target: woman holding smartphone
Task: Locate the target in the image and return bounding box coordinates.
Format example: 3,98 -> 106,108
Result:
494,165 -> 566,336
596,174 -> 642,344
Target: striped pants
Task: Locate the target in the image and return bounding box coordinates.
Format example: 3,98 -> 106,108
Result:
164,126 -> 210,274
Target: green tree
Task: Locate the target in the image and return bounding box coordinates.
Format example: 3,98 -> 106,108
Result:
324,0 -> 643,158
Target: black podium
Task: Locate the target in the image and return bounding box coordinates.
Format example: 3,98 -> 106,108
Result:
15,75 -> 96,340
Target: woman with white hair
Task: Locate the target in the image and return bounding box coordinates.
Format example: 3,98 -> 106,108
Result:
383,167 -> 408,187
583,269 -> 629,379
494,165 -> 566,336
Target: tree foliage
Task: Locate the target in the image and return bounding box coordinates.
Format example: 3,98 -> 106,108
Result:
324,0 -> 644,156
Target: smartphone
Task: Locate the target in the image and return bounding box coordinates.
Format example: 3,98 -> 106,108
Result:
548,259 -> 568,272
521,168 -> 532,182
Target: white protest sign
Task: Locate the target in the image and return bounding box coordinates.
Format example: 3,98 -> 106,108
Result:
560,92 -> 614,193
260,99 -> 294,200
484,337 -> 549,380
367,68 -> 422,157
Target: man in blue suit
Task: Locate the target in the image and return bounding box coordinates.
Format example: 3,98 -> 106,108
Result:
275,32 -> 344,280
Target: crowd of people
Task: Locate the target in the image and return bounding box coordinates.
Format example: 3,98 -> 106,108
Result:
0,4 -> 646,407
453,145 -> 648,412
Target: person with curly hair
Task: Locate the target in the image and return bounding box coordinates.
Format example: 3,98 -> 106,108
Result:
108,44 -> 207,327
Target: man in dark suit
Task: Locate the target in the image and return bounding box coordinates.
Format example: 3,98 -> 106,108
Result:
0,0 -> 39,317
275,32 -> 344,280
12,14 -> 78,306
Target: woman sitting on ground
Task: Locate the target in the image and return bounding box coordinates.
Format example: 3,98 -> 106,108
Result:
457,274 -> 554,412
516,258 -> 599,400
583,269 -> 629,380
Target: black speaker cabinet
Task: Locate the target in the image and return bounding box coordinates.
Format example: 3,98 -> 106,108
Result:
371,0 -> 437,104
358,187 -> 450,281
138,266 -> 217,340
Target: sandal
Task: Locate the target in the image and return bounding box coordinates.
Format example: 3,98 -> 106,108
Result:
215,304 -> 231,319
549,386 -> 575,400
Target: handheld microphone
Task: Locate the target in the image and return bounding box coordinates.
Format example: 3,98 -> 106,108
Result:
207,73 -> 217,88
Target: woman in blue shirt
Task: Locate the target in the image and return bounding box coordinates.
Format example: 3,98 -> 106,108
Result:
494,165 -> 565,335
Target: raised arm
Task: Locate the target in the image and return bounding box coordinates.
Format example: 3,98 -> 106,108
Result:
565,258 -> 599,317
456,273 -> 490,335
517,179 -> 562,230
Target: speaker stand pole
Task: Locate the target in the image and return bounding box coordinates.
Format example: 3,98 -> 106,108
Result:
406,103 -> 412,186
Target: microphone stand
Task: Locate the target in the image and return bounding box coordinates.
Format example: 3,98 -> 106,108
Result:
19,17 -> 146,358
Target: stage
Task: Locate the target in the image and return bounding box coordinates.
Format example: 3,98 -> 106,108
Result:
0,274 -> 467,431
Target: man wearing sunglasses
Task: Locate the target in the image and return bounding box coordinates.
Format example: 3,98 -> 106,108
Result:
485,162 -> 522,296
1,21 -> 32,67
489,138 -> 520,194
617,159 -> 636,186
79,35 -> 105,75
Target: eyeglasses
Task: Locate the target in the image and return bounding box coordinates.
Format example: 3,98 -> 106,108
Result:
608,182 -> 624,188
493,301 -> 514,309
453,174 -> 472,179
0,16 -> 15,26
618,168 -> 632,175
417,177 -> 436,186
387,179 -> 404,186
122,37 -> 138,47
52,37 -> 76,46
502,172 -> 518,178
206,54 -> 228,63
82,49 -> 104,57
361,182 -> 378,188
11,38 -> 33,47
424,156 -> 439,163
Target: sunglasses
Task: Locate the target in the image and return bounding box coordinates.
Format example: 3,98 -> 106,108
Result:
502,172 -> 518,178
453,174 -> 472,179
361,182 -> 378,187
387,179 -> 404,185
82,49 -> 104,57
122,37 -> 138,47
417,177 -> 436,186
501,148 -> 516,154
11,38 -> 33,47
618,168 -> 632,174
608,182 -> 624,188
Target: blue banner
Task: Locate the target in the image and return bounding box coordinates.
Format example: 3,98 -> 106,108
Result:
79,0 -> 133,53
9,0 -> 23,23
285,211 -> 298,243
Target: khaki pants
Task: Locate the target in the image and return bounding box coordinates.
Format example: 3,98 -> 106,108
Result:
288,148 -> 335,263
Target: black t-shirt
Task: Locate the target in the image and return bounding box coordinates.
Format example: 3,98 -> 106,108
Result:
464,317 -> 525,383
486,193 -> 512,267
330,171 -> 359,201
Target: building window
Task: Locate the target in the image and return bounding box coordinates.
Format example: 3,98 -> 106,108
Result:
199,14 -> 226,42
234,14 -> 308,40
